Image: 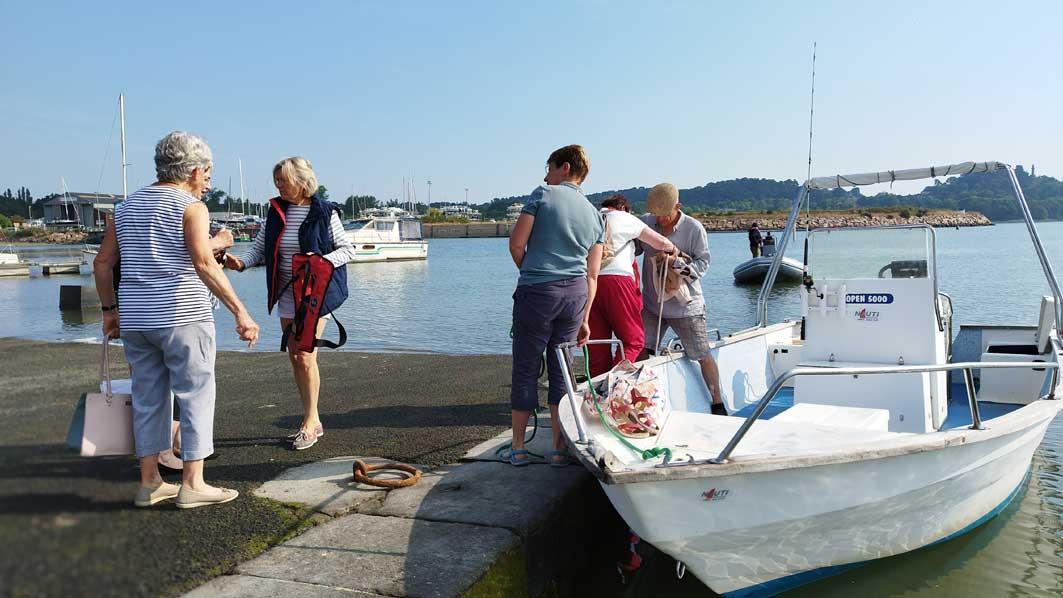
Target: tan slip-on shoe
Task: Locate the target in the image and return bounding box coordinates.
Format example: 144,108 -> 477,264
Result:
134,482 -> 181,507
175,486 -> 239,509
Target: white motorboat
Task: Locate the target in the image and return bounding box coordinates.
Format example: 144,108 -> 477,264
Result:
557,161 -> 1062,596
0,252 -> 31,277
345,209 -> 428,263
733,255 -> 803,284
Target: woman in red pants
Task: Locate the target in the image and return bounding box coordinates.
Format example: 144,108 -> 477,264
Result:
588,195 -> 677,376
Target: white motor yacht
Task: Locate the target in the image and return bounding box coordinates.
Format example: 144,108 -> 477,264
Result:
345,208 -> 428,263
557,161 -> 1062,596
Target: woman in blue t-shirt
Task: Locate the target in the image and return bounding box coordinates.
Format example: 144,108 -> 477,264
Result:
506,144 -> 603,467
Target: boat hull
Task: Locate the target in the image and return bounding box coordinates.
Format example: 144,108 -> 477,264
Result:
0,263 -> 30,277
597,408 -> 1058,596
349,241 -> 428,263
733,256 -> 803,284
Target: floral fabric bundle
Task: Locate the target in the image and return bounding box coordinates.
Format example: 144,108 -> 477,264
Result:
586,360 -> 666,438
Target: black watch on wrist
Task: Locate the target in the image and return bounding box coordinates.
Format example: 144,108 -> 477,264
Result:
101,304 -> 118,312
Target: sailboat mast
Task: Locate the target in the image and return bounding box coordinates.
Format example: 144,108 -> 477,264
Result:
119,94 -> 128,200
239,158 -> 246,215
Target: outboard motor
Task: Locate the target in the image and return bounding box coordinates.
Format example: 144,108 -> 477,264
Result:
763,232 -> 777,257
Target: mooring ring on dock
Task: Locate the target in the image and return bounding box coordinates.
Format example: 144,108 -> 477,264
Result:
352,459 -> 422,488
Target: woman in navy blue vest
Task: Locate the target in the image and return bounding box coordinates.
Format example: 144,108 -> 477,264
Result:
226,157 -> 355,450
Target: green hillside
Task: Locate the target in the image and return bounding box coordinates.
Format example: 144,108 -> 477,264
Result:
478,165 -> 1062,221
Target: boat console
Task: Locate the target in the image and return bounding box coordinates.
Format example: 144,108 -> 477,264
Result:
794,227 -> 949,432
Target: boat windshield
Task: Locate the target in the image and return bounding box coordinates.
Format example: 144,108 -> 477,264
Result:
399,219 -> 423,240
344,220 -> 368,231
807,226 -> 934,281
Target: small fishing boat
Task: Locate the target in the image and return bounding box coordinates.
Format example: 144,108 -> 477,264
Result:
344,208 -> 428,263
733,255 -> 803,284
556,161 -> 1062,596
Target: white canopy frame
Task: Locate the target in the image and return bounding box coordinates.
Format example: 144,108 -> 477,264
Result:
806,161 -> 1003,191
755,161 -> 1062,336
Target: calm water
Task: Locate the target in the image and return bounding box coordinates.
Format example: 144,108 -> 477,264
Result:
2,221 -> 1062,595
7,222 -> 1061,352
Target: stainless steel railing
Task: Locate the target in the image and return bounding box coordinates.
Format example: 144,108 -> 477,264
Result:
707,360 -> 1060,465
556,339 -> 625,444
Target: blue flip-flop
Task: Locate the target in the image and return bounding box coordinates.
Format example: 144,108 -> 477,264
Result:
503,448 -> 532,467
547,450 -> 571,468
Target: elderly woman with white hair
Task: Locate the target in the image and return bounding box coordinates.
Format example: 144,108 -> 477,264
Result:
226,157 -> 355,450
93,130 -> 260,509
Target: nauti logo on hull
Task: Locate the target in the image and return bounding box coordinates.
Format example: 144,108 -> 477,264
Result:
702,488 -> 730,502
854,308 -> 880,322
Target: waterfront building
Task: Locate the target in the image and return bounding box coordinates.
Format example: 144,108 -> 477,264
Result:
441,204 -> 482,221
505,202 -> 524,221
362,206 -> 414,219
42,192 -> 123,229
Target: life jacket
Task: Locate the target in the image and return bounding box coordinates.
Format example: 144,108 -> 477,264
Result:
264,194 -> 348,316
281,253 -> 348,352
264,195 -> 349,352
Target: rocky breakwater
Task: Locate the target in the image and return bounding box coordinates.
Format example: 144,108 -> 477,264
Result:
1,229 -> 89,244
696,209 -> 992,232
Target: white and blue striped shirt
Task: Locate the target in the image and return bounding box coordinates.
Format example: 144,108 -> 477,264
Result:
115,186 -> 213,330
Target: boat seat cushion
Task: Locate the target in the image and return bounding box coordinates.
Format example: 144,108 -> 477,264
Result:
771,403 -> 889,431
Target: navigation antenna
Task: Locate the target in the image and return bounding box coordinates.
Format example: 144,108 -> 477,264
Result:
803,42 -> 817,236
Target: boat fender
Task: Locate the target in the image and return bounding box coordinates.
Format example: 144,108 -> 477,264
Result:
676,560 -> 686,579
616,531 -> 644,585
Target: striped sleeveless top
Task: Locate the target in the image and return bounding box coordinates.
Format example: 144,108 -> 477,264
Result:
115,185 -> 213,330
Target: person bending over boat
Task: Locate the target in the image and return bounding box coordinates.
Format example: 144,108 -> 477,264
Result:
225,157 -> 355,451
507,145 -> 604,467
94,131 -> 260,509
638,183 -> 725,415
588,194 -> 678,376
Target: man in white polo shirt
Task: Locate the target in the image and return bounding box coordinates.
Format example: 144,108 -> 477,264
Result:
639,183 -> 726,415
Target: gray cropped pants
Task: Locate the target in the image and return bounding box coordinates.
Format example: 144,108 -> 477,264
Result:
122,321 -> 216,461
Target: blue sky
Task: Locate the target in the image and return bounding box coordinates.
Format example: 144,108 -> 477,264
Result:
1,1 -> 1060,203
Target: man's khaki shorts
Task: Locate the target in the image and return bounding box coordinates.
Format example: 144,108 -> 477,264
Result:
641,311 -> 714,360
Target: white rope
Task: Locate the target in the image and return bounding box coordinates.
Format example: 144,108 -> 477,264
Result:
654,252 -> 668,353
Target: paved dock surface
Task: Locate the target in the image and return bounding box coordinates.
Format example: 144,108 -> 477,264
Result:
0,338 -> 515,597
184,412 -> 616,597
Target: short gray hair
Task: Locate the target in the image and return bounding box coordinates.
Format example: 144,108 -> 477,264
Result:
155,131 -> 213,183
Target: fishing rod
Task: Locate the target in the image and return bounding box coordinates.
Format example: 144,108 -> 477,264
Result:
801,42 -> 817,340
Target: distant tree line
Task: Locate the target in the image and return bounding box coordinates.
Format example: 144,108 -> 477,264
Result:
6,166 -> 1062,223
475,166 -> 1063,222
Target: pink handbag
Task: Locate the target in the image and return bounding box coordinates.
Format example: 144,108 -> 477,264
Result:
80,340 -> 135,457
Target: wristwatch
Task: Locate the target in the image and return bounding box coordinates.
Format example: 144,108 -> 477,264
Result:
101,304 -> 118,312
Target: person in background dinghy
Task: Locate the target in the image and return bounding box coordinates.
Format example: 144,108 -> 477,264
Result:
225,157 -> 356,451
748,222 -> 763,257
